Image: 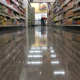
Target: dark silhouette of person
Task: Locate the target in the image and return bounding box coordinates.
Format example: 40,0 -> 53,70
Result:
41,17 -> 45,26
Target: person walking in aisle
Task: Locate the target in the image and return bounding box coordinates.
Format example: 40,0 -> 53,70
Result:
41,17 -> 47,26
41,17 -> 45,26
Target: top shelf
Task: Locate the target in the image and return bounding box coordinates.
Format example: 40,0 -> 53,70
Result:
11,0 -> 19,7
0,1 -> 20,13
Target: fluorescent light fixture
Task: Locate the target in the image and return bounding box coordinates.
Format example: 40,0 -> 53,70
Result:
51,61 -> 59,64
28,55 -> 42,58
51,55 -> 56,57
51,50 -> 54,53
54,71 -> 65,75
27,61 -> 42,64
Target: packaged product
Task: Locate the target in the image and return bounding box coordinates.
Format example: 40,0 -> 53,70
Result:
0,16 -> 4,22
0,4 -> 2,13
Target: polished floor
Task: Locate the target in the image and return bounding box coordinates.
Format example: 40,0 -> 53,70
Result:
24,26 -> 78,80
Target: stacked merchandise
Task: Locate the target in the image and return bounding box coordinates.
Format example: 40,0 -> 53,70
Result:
0,0 -> 26,80
47,4 -> 53,25
73,0 -> 80,25
0,0 -> 26,26
20,0 -> 26,26
47,0 -> 74,25
47,0 -> 80,79
28,0 -> 31,26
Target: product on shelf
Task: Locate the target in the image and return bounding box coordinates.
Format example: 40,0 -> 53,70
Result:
0,0 -> 26,26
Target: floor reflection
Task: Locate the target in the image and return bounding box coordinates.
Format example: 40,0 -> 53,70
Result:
26,26 -> 72,80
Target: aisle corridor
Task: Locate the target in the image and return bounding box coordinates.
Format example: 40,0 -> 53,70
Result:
26,26 -> 76,80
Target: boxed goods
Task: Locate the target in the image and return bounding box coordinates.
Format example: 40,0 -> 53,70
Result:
67,18 -> 73,25
67,1 -> 73,9
0,4 -> 2,13
0,16 -> 4,22
73,11 -> 80,17
0,22 -> 3,26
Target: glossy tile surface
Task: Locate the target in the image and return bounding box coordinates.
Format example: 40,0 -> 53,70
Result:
26,26 -> 78,80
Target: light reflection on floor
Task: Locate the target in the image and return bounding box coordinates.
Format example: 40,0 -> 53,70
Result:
25,26 -> 70,80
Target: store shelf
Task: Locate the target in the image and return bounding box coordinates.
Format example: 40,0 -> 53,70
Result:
63,0 -> 73,7
73,7 -> 80,12
74,0 -> 80,5
73,15 -> 80,19
0,1 -> 20,13
11,0 -> 19,6
63,7 -> 73,13
0,25 -> 20,27
20,5 -> 25,11
47,0 -> 80,78
20,7 -> 24,12
0,0 -> 26,79
20,17 -> 26,20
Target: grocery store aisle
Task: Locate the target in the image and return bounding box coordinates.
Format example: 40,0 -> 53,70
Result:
25,26 -> 73,80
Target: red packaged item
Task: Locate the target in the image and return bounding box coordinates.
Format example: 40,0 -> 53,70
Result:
6,0 -> 10,4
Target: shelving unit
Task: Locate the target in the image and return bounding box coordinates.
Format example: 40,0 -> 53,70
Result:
28,0 -> 31,27
0,0 -> 26,26
0,0 -> 26,80
47,0 -> 80,79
